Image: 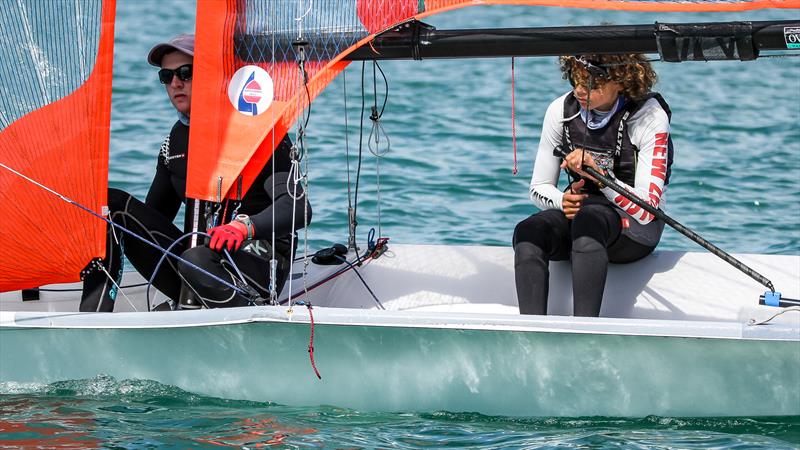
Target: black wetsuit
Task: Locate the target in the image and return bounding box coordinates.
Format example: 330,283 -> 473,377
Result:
80,121 -> 311,312
514,93 -> 672,317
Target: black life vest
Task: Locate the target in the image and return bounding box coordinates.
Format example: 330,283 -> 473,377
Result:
561,92 -> 674,193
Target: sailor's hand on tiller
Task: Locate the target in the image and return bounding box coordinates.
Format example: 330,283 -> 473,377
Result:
560,149 -> 603,185
562,179 -> 588,219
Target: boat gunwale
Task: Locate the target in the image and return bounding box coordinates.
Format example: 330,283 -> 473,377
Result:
1,306 -> 797,342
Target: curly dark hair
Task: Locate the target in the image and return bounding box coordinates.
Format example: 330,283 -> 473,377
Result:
559,54 -> 657,102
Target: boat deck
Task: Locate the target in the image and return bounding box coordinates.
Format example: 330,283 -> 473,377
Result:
2,245 -> 798,337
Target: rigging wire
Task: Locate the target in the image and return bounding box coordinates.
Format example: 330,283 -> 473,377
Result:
353,61 -> 367,238
35,283 -> 147,292
97,262 -> 138,312
511,57 -> 518,175
368,61 -> 391,240
343,69 -> 357,251
279,229 -> 388,309
334,254 -> 385,310
269,12 -> 278,304
286,4 -> 313,308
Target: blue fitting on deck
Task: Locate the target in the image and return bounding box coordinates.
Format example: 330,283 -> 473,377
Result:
763,291 -> 781,307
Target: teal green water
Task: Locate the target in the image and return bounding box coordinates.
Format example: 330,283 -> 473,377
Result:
1,377 -> 799,448
4,1 -> 800,448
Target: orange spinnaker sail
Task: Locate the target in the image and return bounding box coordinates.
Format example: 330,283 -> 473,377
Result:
0,0 -> 115,291
188,0 -> 798,202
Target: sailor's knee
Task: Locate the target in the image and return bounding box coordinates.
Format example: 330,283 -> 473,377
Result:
107,188 -> 132,211
572,235 -> 604,254
177,246 -> 215,277
514,210 -> 561,246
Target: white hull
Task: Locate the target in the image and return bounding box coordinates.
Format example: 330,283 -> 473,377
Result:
2,244 -> 799,417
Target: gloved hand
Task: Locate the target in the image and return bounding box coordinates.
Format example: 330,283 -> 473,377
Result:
207,221 -> 248,252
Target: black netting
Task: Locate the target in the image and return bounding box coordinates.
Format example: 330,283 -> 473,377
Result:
0,0 -> 102,131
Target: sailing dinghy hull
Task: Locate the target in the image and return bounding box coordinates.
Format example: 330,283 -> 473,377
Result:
1,307 -> 798,417
1,245 -> 798,417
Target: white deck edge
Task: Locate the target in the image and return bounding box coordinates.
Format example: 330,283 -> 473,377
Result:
2,306 -> 798,342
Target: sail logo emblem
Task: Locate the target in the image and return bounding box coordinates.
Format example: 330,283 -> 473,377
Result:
785,27 -> 800,49
228,65 -> 274,116
241,78 -> 262,104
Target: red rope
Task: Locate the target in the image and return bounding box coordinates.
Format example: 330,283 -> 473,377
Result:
511,57 -> 518,175
306,304 -> 322,379
221,200 -> 229,224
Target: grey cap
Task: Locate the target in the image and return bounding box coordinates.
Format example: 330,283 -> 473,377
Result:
147,33 -> 194,66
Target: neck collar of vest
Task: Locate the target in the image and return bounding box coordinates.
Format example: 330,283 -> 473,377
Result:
177,111 -> 190,126
580,96 -> 625,130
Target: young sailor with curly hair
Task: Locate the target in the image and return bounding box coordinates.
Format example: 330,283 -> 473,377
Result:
514,54 -> 673,317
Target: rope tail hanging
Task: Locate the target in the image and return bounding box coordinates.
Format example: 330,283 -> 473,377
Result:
294,301 -> 322,379
511,57 -> 518,175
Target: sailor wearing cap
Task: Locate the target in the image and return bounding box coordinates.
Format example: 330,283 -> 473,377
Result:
148,33 -> 195,120
80,34 -> 311,312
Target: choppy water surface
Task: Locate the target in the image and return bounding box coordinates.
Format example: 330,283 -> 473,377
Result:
3,1 -> 799,448
1,377 -> 798,449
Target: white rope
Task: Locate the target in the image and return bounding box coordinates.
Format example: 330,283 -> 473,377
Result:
294,0 -> 313,40
302,138 -> 310,303
286,164 -> 301,308
748,306 -> 800,326
97,263 -> 137,312
0,161 -> 75,203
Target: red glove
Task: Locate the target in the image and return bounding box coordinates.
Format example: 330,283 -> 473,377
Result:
207,221 -> 248,252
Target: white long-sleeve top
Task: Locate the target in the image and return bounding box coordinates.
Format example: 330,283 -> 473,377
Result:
529,92 -> 671,225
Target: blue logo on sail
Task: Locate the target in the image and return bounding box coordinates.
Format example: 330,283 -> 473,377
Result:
237,71 -> 263,115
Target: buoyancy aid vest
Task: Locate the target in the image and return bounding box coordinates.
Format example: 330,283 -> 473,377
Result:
561,92 -> 674,194
561,93 -> 675,247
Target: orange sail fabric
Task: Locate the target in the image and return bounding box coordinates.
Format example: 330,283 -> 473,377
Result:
0,0 -> 115,291
188,0 -> 798,202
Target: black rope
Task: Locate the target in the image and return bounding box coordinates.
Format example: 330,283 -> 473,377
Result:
353,61 -> 367,229
333,254 -> 385,310
371,61 -> 389,120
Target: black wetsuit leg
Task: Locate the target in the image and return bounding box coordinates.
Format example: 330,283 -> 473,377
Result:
569,204 -> 621,317
80,188 -> 184,312
514,201 -> 657,317
513,209 -> 571,315
570,203 -> 657,316
177,243 -> 291,308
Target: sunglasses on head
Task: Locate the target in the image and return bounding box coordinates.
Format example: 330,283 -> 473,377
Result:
567,56 -> 610,87
158,64 -> 192,84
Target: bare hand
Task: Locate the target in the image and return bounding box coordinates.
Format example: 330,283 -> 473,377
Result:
562,179 -> 588,219
560,149 -> 603,185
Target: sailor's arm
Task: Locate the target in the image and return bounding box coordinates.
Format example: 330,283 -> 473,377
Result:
530,96 -> 568,211
247,171 -> 313,240
246,137 -> 312,240
144,140 -> 182,221
598,100 -> 670,225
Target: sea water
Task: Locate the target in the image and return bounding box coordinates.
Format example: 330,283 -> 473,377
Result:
2,1 -> 799,448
